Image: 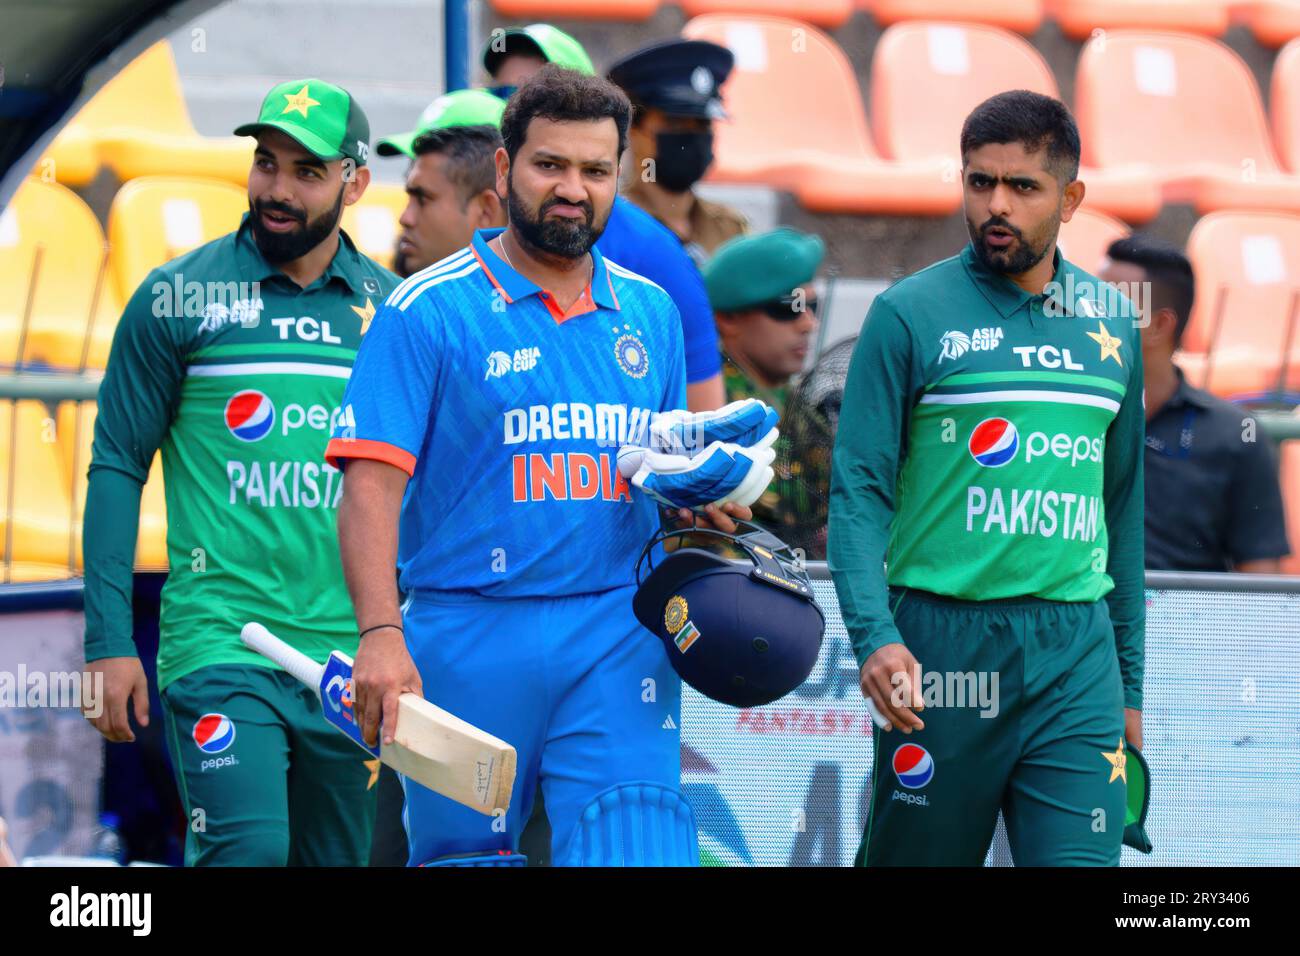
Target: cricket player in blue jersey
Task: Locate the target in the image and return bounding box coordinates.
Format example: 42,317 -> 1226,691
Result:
326,66 -> 772,866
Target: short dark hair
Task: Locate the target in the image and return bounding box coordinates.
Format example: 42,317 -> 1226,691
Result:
411,124 -> 502,207
1106,233 -> 1197,344
500,64 -> 631,163
960,90 -> 1081,185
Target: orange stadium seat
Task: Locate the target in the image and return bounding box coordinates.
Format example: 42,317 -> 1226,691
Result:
0,179 -> 121,370
862,0 -> 1045,34
1046,0 -> 1230,39
56,401 -> 168,572
1181,211 -> 1300,399
0,400 -> 76,573
106,176 -> 247,306
1280,440 -> 1300,574
1271,38 -> 1300,173
42,41 -> 252,187
1075,31 -> 1300,215
487,0 -> 661,19
1057,206 -> 1130,274
677,0 -> 854,29
1235,0 -> 1300,48
683,14 -> 959,215
869,20 -> 1162,222
341,183 -> 409,271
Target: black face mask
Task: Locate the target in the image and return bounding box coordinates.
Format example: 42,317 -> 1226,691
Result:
653,130 -> 714,192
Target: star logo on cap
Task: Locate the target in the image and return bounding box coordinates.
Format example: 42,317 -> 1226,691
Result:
1101,739 -> 1127,784
351,297 -> 376,334
690,65 -> 713,95
1086,320 -> 1124,366
282,84 -> 320,118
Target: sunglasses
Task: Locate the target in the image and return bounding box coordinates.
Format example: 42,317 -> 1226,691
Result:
760,294 -> 819,322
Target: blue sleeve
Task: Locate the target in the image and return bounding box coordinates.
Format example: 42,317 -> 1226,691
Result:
325,300 -> 441,475
661,297 -> 689,412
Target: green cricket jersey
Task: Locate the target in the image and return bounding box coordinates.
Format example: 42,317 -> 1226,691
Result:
828,243 -> 1145,709
83,215 -> 399,689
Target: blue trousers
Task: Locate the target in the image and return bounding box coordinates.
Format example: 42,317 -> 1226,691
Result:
400,585 -> 689,866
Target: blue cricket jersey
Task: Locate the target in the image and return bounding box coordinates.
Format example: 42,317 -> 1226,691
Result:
596,197 -> 720,386
325,227 -> 687,597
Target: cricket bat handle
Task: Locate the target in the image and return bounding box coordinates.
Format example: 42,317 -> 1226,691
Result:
241,622 -> 325,689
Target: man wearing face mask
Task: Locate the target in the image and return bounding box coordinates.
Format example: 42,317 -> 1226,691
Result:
609,38 -> 748,267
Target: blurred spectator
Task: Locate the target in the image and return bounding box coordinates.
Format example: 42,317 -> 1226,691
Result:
0,816 -> 15,866
375,90 -> 506,277
483,25 -> 725,410
609,39 -> 747,266
704,228 -> 824,538
1099,235 -> 1290,572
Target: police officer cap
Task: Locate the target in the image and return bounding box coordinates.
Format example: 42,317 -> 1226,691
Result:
607,38 -> 734,120
704,228 -> 826,313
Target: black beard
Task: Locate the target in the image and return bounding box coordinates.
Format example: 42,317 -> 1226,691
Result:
250,188 -> 345,265
506,178 -> 603,259
966,216 -> 1051,275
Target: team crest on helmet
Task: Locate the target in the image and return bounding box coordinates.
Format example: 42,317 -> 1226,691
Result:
665,595 -> 689,635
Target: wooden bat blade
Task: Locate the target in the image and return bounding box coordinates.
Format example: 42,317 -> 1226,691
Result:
381,694 -> 517,816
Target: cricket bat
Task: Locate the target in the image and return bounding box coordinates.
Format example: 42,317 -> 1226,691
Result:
240,622 -> 516,815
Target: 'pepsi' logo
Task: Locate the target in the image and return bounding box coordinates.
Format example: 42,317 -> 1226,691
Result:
968,417 -> 1019,467
193,713 -> 236,754
225,390 -> 276,442
892,743 -> 934,789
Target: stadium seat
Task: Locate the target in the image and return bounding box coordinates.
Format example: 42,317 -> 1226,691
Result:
487,0 -> 661,19
341,183 -> 409,271
870,21 -> 1162,222
56,401 -> 168,572
1236,0 -> 1300,48
49,41 -> 252,186
1057,206 -> 1130,274
35,129 -> 100,188
0,400 -> 76,571
0,179 -> 121,371
862,0 -> 1045,34
1271,38 -> 1300,173
1075,31 -> 1300,215
683,14 -> 959,215
1046,0 -> 1230,39
1181,211 -> 1300,399
677,0 -> 854,29
106,176 -> 247,306
1280,440 -> 1300,575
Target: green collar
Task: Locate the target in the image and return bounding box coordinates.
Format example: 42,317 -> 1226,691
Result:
960,241 -> 1077,319
234,212 -> 370,293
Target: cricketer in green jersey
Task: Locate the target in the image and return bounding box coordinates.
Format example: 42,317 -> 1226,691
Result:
82,79 -> 400,866
829,91 -> 1145,866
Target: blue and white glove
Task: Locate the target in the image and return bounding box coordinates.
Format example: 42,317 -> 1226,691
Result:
616,439 -> 777,511
646,399 -> 779,457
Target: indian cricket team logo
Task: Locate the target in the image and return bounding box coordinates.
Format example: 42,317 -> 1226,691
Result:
192,713 -> 236,754
892,743 -> 934,789
613,332 -> 649,379
968,417 -> 1019,467
939,330 -> 971,362
225,390 -> 276,442
665,595 -> 689,635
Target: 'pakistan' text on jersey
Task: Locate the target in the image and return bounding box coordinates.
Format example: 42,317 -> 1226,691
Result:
87,217 -> 399,688
325,227 -> 687,597
829,243 -> 1145,707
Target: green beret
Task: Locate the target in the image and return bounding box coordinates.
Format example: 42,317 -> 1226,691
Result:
703,228 -> 826,312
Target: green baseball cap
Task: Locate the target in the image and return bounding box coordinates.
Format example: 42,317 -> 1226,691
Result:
375,89 -> 507,159
704,228 -> 826,313
234,78 -> 371,165
1123,744 -> 1154,853
482,23 -> 595,77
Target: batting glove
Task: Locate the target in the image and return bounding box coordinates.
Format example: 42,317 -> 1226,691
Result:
617,440 -> 777,511
647,399 -> 779,457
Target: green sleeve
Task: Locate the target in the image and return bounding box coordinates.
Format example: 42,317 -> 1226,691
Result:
83,271 -> 186,662
827,296 -> 923,669
1102,332 -> 1146,711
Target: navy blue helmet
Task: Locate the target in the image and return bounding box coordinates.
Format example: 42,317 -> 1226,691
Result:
633,519 -> 825,708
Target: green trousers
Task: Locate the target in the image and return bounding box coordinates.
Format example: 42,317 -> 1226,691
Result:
857,589 -> 1127,867
161,664 -> 376,866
